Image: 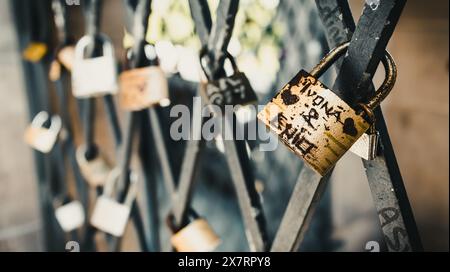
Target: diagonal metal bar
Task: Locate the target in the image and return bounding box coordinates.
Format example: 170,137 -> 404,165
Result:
326,0 -> 422,252
272,0 -> 420,252
172,92 -> 205,226
184,0 -> 268,251
270,0 -> 354,252
188,0 -> 212,46
271,167 -> 332,251
223,114 -> 268,252
206,0 -> 239,79
148,108 -> 176,198
114,0 -> 163,252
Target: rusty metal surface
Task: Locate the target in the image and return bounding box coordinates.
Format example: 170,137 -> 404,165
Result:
258,70 -> 370,176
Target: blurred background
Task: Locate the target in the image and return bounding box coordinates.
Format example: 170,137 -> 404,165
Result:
0,0 -> 448,251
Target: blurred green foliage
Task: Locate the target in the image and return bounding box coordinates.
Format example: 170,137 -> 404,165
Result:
140,0 -> 285,84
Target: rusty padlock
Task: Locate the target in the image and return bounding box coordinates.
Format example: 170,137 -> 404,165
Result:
200,51 -> 257,113
76,145 -> 112,187
257,42 -> 396,176
168,210 -> 221,252
119,43 -> 170,111
90,168 -> 139,237
72,34 -> 118,98
24,111 -> 61,153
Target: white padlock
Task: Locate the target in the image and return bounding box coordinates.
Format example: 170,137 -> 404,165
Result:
76,145 -> 112,187
55,200 -> 85,232
72,34 -> 118,98
90,168 -> 138,237
23,111 -> 61,153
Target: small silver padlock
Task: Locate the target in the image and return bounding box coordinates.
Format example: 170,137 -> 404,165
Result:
119,66 -> 169,110
90,168 -> 139,237
258,42 -> 396,176
349,125 -> 379,160
55,200 -> 85,232
168,211 -> 221,252
200,52 -> 257,113
24,111 -> 61,153
72,34 -> 118,98
76,145 -> 112,187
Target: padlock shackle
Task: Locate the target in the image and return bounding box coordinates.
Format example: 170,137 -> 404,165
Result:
199,48 -> 238,81
310,41 -> 350,78
102,167 -> 139,207
103,167 -> 121,197
31,111 -> 49,127
74,33 -> 114,60
31,111 -> 62,134
310,41 -> 397,121
124,171 -> 139,207
365,50 -> 397,111
50,115 -> 62,135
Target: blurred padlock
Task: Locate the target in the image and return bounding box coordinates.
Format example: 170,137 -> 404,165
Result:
90,168 -> 138,237
72,34 -> 118,98
258,42 -> 396,176
55,200 -> 85,232
49,60 -> 62,81
168,210 -> 221,252
22,42 -> 48,62
58,45 -> 75,71
76,145 -> 112,187
119,66 -> 169,110
119,42 -> 170,111
200,52 -> 257,113
49,45 -> 76,81
349,124 -> 380,160
24,111 -> 61,153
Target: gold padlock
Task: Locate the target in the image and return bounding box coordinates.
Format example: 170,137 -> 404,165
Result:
24,111 -> 61,153
119,66 -> 169,111
49,60 -> 62,81
168,211 -> 221,252
57,45 -> 75,71
76,145 -> 112,187
258,42 -> 396,176
49,45 -> 76,81
22,42 -> 48,62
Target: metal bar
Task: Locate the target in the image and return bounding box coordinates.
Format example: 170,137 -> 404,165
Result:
223,114 -> 268,252
172,92 -> 205,226
148,108 -> 176,197
188,0 -> 212,46
138,136 -> 161,251
83,0 -> 102,37
270,0 -> 360,252
187,0 -> 268,251
327,0 -> 422,252
272,0 -> 421,252
206,0 -> 239,78
110,0 -> 155,252
271,167 -> 332,251
10,0 -> 67,251
103,95 -> 123,145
